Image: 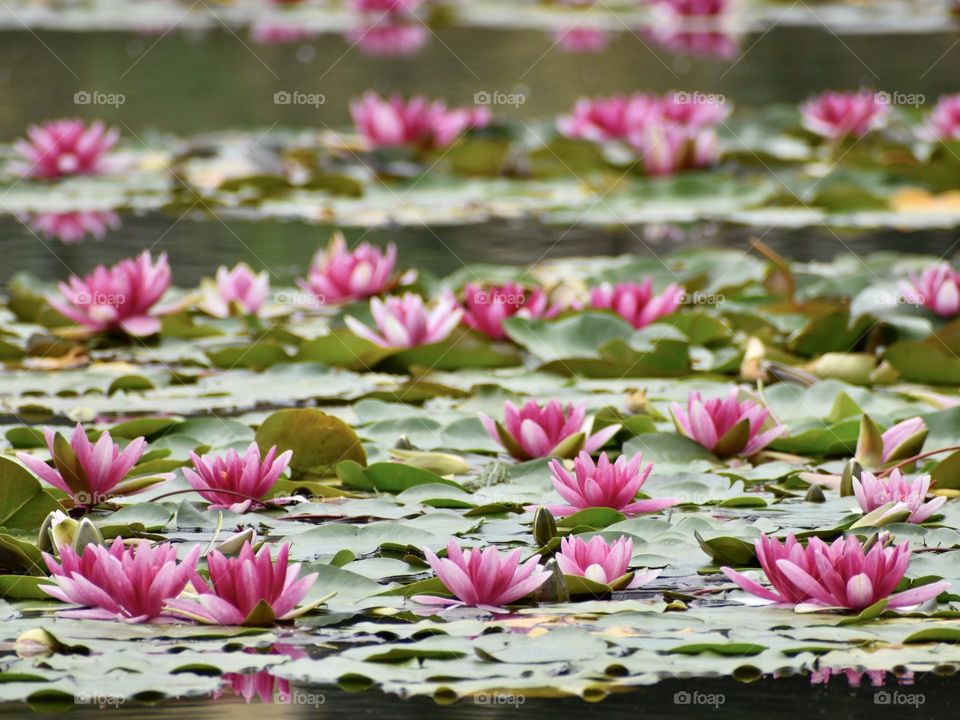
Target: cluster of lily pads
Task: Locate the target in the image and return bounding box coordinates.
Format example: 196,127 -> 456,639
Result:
7,87 -> 960,243
2,235 -> 960,703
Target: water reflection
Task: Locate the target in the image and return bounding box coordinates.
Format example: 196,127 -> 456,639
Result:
216,644 -> 308,704
809,667 -> 915,688
18,210 -> 121,244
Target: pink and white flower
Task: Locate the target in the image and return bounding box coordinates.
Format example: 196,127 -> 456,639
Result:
21,210 -> 120,244
556,535 -> 659,589
200,263 -> 270,318
297,233 -> 400,306
926,94 -> 960,141
351,92 -> 491,150
183,443 -> 292,513
853,470 -> 945,525
345,292 -> 463,348
671,387 -> 785,457
461,282 -> 562,340
899,263 -> 960,317
589,279 -> 684,328
800,90 -> 889,140
48,250 -> 172,336
10,119 -> 119,179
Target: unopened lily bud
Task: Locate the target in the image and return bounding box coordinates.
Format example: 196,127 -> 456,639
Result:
804,484 -> 826,503
840,459 -> 862,497
15,628 -> 64,658
532,506 -> 557,547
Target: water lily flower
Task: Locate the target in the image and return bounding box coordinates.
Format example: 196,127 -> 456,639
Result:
48,250 -> 172,336
926,94 -> 960,141
21,210 -> 121,244
558,94 -> 660,143
349,0 -> 422,13
546,451 -> 679,517
589,279 -> 684,328
17,424 -> 169,507
200,263 -> 270,318
165,542 -> 320,626
347,21 -> 428,56
461,282 -> 562,340
183,443 -> 292,513
800,90 -> 889,140
722,533 -> 950,610
899,263 -> 960,317
479,399 -> 620,461
671,387 -> 786,457
881,417 -> 927,463
345,292 -> 463,348
556,535 -> 660,589
351,91 -> 491,150
297,232 -> 400,306
412,539 -> 551,612
853,470 -> 945,524
650,0 -> 732,16
10,119 -> 119,179
42,539 -> 201,622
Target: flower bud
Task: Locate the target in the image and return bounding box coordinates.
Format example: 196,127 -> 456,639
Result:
532,506 -> 557,547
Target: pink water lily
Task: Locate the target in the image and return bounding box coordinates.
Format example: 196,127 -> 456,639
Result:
722,533 -> 950,610
165,542 -> 319,626
926,94 -> 960,142
800,90 -> 889,140
48,250 -> 172,336
461,282 -> 562,340
881,417 -> 927,463
10,119 -> 119,179
22,210 -> 120,244
297,233 -> 400,306
42,539 -> 201,622
413,539 -> 551,612
349,0 -> 422,13
200,263 -> 270,318
558,93 -> 661,143
590,280 -> 684,328
899,263 -> 960,317
17,424 -> 168,507
854,470 -> 945,525
345,292 -> 463,348
546,451 -> 679,517
556,535 -> 659,589
671,387 -> 786,457
351,91 -> 491,150
183,443 -> 292,513
479,399 -> 620,461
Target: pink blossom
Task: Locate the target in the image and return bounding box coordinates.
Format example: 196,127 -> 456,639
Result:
345,292 -> 463,348
546,451 -> 679,517
558,94 -> 661,143
17,424 -> 168,507
646,28 -> 740,59
881,417 -> 927,462
349,0 -> 422,13
899,263 -> 960,317
165,542 -> 318,626
250,22 -> 317,45
200,263 -> 270,318
724,534 -> 949,610
21,210 -> 120,244
556,535 -> 659,588
461,282 -> 562,340
650,0 -> 732,16
800,90 -> 889,140
297,233 -> 399,306
42,539 -> 200,622
671,387 -> 786,457
347,22 -> 428,56
926,94 -> 960,141
10,119 -> 119,179
48,250 -> 172,336
590,279 -> 684,327
853,470 -> 945,524
479,399 -> 620,461
413,539 -> 551,612
351,91 -> 491,150
183,443 -> 292,513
